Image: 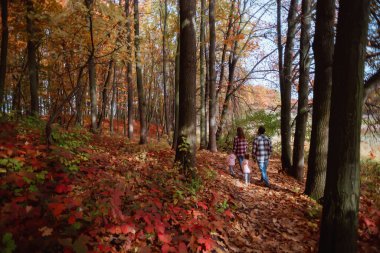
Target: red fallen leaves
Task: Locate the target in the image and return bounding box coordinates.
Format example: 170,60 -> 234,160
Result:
107,223 -> 136,235
158,233 -> 172,244
55,184 -> 72,194
197,236 -> 215,251
48,203 -> 66,217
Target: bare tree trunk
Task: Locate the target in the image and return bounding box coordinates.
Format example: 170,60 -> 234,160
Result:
162,0 -> 170,135
318,0 -> 370,251
134,0 -> 147,144
276,0 -> 284,107
305,0 -> 335,200
110,67 -> 117,134
97,59 -> 113,130
199,0 -> 207,149
0,0 -> 8,108
85,0 -> 97,133
281,0 -> 298,172
125,0 -> 134,139
175,0 -> 197,175
208,0 -> 217,152
215,0 -> 235,138
172,37 -> 180,150
290,0 -> 311,181
26,0 -> 39,116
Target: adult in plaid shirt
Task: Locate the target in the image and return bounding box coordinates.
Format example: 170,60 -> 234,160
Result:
252,126 -> 272,187
233,127 -> 248,171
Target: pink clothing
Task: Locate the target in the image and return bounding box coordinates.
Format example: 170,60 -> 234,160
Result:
242,159 -> 251,173
227,154 -> 236,166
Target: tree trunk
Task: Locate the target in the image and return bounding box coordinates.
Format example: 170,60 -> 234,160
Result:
281,0 -> 298,171
85,0 -> 97,133
134,0 -> 147,144
110,68 -> 117,134
318,0 -> 370,251
276,0 -> 284,108
305,0 -> 335,200
172,37 -> 180,150
125,0 -> 134,139
0,0 -> 8,108
208,0 -> 217,152
290,0 -> 311,181
26,0 -> 39,116
199,0 -> 207,149
97,59 -> 113,130
175,0 -> 197,176
162,0 -> 170,135
215,0 -> 235,109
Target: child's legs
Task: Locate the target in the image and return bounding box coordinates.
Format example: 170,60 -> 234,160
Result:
229,165 -> 235,175
244,173 -> 250,184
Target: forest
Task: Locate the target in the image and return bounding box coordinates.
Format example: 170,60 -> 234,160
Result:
0,0 -> 379,252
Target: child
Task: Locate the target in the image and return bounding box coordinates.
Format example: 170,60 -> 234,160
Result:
242,154 -> 251,184
226,151 -> 236,176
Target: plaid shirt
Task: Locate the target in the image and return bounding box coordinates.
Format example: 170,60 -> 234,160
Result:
252,134 -> 272,162
233,136 -> 248,157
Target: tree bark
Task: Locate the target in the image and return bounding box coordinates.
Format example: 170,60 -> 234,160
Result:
162,0 -> 170,135
305,0 -> 335,200
215,0 -> 235,141
125,0 -> 134,139
208,0 -> 217,152
281,0 -> 298,171
0,0 -> 8,108
110,64 -> 117,134
290,0 -> 311,181
97,59 -> 113,130
172,30 -> 180,150
175,0 -> 197,175
26,0 -> 39,116
276,0 -> 284,108
134,0 -> 147,144
199,0 -> 207,149
318,0 -> 370,251
85,0 -> 97,133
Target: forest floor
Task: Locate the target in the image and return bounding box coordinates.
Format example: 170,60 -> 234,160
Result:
0,118 -> 379,253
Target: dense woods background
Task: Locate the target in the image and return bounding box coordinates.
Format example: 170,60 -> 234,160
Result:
0,0 -> 379,252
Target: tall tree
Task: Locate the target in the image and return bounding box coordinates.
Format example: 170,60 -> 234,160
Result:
281,0 -> 298,171
290,0 -> 311,181
208,0 -> 217,152
161,0 -> 170,135
97,59 -> 113,130
199,0 -> 207,149
0,0 -> 8,108
175,0 -> 197,175
318,0 -> 370,251
125,0 -> 134,139
26,0 -> 39,116
305,0 -> 335,199
276,0 -> 284,116
85,0 -> 97,133
134,0 -> 147,144
215,0 -> 235,141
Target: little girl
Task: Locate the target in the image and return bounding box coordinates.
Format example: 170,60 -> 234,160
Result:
242,154 -> 251,184
226,151 -> 236,176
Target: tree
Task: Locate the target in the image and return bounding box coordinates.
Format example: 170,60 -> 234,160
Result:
175,0 -> 197,175
199,0 -> 207,149
26,0 -> 39,116
125,0 -> 134,139
161,0 -> 170,136
318,0 -> 370,251
208,0 -> 217,152
134,0 -> 147,144
276,0 -> 284,119
84,0 -> 97,133
290,0 -> 311,181
304,0 -> 335,199
0,0 -> 8,109
281,0 -> 298,171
